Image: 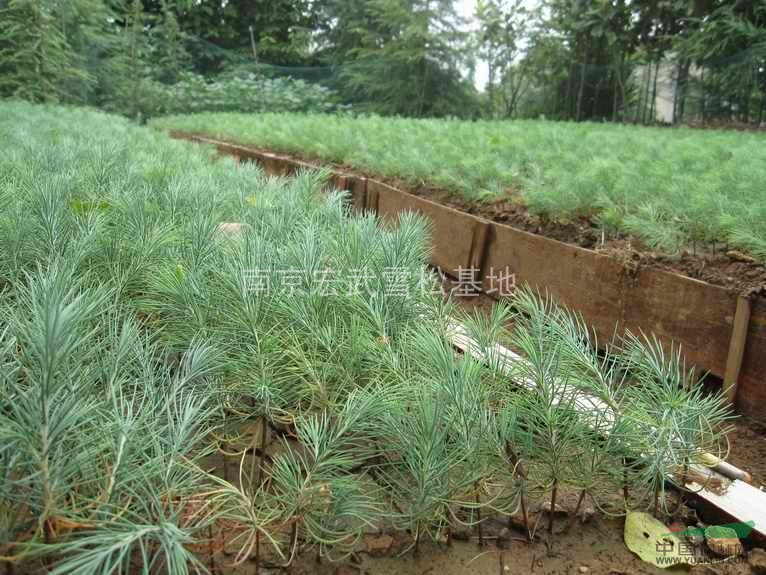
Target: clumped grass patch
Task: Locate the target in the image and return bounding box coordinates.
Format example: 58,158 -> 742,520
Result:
0,102 -> 733,573
152,112 -> 766,262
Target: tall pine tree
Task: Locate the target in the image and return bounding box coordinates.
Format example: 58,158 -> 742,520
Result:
0,0 -> 89,102
333,0 -> 478,116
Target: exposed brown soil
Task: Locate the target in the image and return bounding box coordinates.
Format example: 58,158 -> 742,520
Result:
186,133 -> 766,295
426,189 -> 766,295
725,416 -> 766,490
225,514 -> 754,575
204,436 -> 760,575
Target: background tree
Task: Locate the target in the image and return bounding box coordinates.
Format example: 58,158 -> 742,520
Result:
0,0 -> 91,102
338,0 -> 479,117
475,0 -> 534,118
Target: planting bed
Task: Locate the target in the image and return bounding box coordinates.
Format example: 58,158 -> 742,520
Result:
150,113 -> 766,280
1,103 -> 763,574
166,133 -> 766,424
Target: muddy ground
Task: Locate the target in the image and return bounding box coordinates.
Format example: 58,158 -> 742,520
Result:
212,493 -> 758,575
203,408 -> 764,575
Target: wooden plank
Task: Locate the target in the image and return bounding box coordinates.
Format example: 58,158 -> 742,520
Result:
468,221 -> 491,277
723,296 -> 752,404
683,477 -> 766,546
348,176 -> 367,214
366,181 -> 380,213
482,222 -> 627,339
736,296 -> 766,417
331,173 -> 368,214
482,221 -> 739,381
621,267 -> 737,377
370,179 -> 480,277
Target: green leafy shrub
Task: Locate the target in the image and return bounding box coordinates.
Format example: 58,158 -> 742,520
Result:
152,73 -> 345,116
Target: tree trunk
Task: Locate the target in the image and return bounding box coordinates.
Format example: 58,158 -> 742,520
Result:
487,59 -> 495,118
648,59 -> 660,123
612,62 -> 620,122
641,60 -> 653,124
674,58 -> 691,123
576,46 -> 589,121
701,67 -> 707,124
565,61 -> 574,118
635,64 -> 647,124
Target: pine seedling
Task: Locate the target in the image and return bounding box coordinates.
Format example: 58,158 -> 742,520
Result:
378,390 -> 472,555
491,403 -> 532,541
617,333 -> 733,517
375,324 -> 493,554
507,289 -> 611,539
268,390 -> 387,565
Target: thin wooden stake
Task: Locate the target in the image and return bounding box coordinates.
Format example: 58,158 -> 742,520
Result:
257,416 -> 268,487
414,523 -> 421,557
255,530 -> 260,575
622,458 -> 630,508
548,480 -> 558,535
519,490 -> 531,542
222,442 -> 229,483
654,474 -> 662,518
723,295 -> 751,405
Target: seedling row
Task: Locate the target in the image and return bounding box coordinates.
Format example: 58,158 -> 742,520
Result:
151,112 -> 766,267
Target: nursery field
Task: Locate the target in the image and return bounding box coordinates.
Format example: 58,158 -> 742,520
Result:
0,102 -> 757,574
152,112 -> 766,274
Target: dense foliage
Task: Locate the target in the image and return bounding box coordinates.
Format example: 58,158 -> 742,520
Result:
476,0 -> 766,123
0,0 -> 343,119
152,112 -> 766,261
149,73 -> 343,115
0,102 -> 732,573
1,0 -> 764,123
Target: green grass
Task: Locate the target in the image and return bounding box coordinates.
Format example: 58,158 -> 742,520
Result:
151,112 -> 766,262
0,102 -> 732,572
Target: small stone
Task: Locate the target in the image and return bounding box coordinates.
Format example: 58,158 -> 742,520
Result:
578,506 -> 596,524
578,566 -> 590,574
749,548 -> 766,574
706,536 -> 743,557
705,525 -> 743,557
666,522 -> 686,534
363,533 -> 394,557
688,532 -> 705,546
